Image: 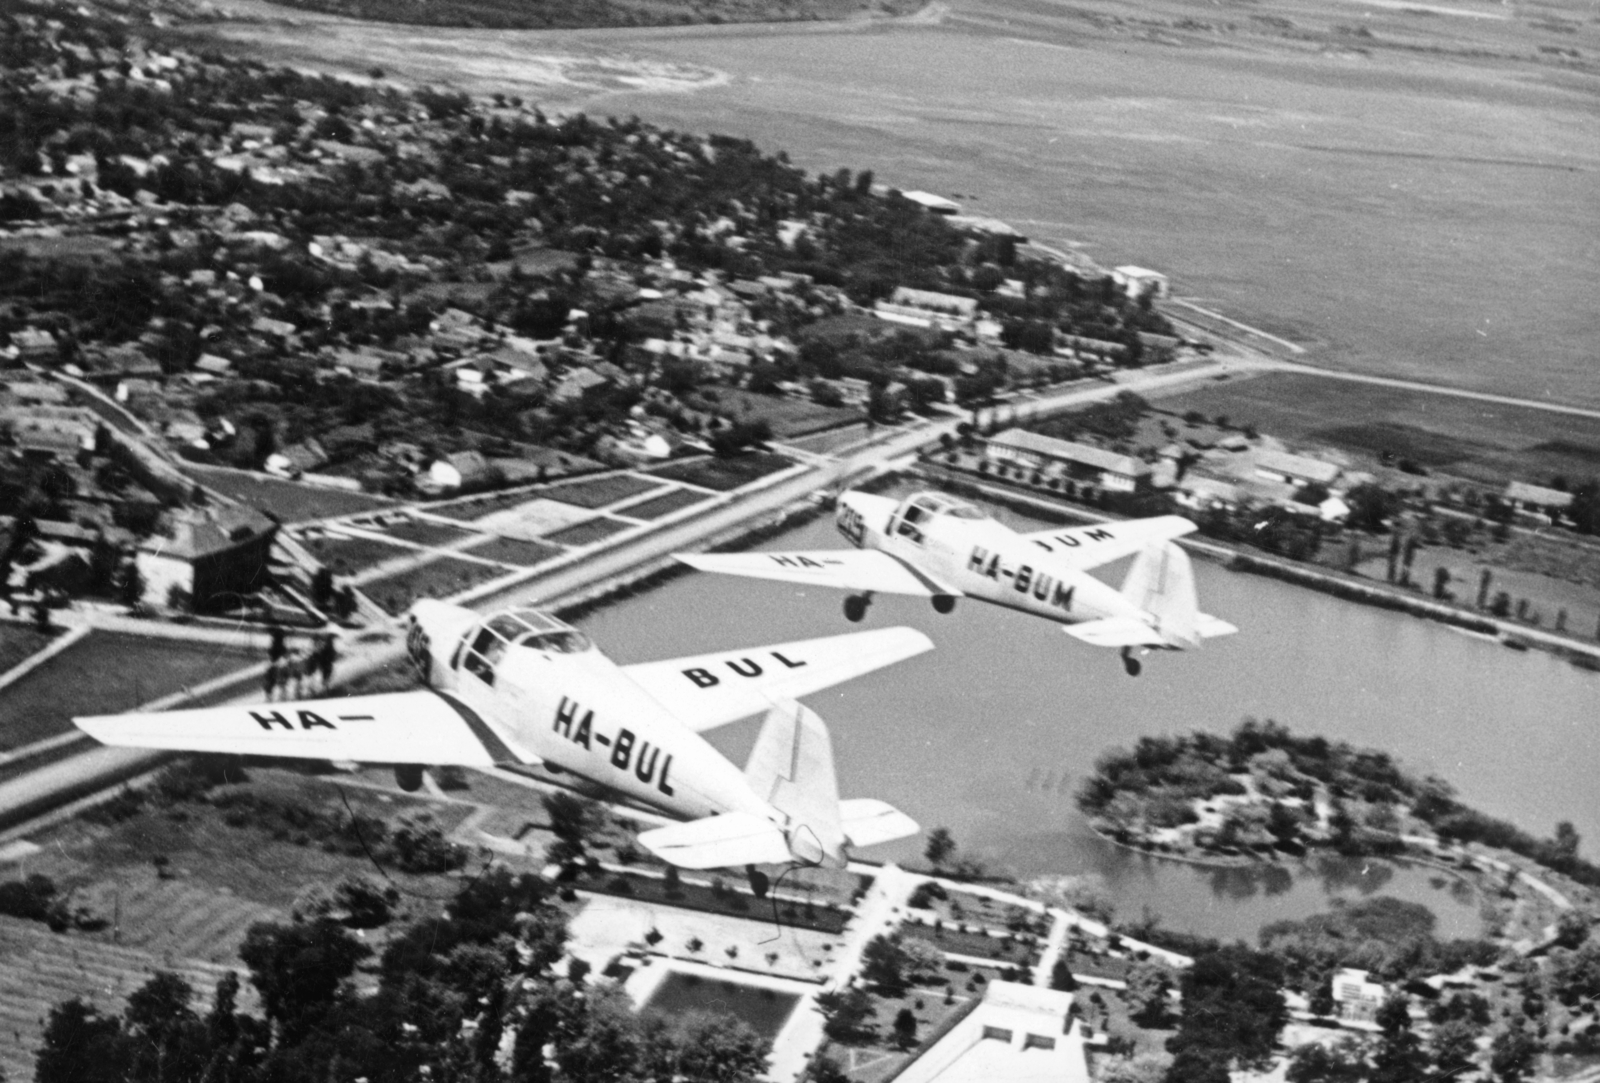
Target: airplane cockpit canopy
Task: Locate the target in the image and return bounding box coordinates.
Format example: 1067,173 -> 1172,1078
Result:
460,608 -> 592,684
901,492 -> 987,523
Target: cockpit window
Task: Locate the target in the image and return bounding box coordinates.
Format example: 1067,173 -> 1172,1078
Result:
519,630 -> 592,654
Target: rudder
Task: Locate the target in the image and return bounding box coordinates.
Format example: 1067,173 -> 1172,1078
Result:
745,700 -> 846,866
1121,541 -> 1201,647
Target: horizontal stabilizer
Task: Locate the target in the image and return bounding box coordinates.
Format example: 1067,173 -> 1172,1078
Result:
1197,614 -> 1239,639
1061,618 -> 1167,649
636,812 -> 792,869
839,798 -> 920,850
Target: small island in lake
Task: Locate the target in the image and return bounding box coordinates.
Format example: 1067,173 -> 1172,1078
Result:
1077,719 -> 1597,894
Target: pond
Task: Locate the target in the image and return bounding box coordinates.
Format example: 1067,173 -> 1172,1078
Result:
641,971 -> 800,1040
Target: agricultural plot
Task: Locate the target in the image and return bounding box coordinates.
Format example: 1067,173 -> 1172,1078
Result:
360,554 -> 510,614
382,517 -> 478,547
1155,373 -> 1600,487
544,516 -> 633,547
0,623 -> 59,678
299,531 -> 414,575
542,473 -> 662,508
181,464 -> 395,523
0,631 -> 259,750
699,388 -> 859,438
464,534 -> 564,567
648,452 -> 793,492
620,487 -> 712,520
901,920 -> 1043,965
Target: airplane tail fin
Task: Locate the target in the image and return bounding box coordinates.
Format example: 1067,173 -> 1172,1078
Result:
1120,540 -> 1234,649
638,701 -> 917,870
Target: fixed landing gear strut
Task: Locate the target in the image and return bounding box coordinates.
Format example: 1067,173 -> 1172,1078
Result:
843,593 -> 873,623
1120,647 -> 1144,678
746,864 -> 771,899
931,594 -> 957,615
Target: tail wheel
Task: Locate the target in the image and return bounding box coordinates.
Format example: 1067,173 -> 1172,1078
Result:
843,594 -> 870,623
932,595 -> 957,615
1121,648 -> 1142,678
746,865 -> 771,898
395,764 -> 426,791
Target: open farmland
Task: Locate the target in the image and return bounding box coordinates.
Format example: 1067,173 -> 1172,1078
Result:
299,530 -> 415,574
463,534 -> 564,566
360,554 -> 510,614
621,487 -> 713,520
542,473 -> 663,509
0,631 -> 259,750
1155,372 -> 1600,486
182,464 -> 395,522
648,453 -> 792,491
0,623 -> 59,678
699,388 -> 860,439
544,515 -> 633,547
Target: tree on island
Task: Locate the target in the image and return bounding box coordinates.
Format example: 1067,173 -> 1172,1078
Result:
924,826 -> 956,870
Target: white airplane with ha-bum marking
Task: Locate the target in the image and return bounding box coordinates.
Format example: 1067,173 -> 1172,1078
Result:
677,490 -> 1236,677
75,601 -> 933,897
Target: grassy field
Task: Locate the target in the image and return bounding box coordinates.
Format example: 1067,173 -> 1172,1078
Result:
0,631 -> 260,750
182,465 -> 395,523
300,531 -> 414,575
360,555 -> 510,614
544,516 -> 633,547
259,0 -> 916,32
463,534 -> 563,566
0,623 -> 59,678
648,452 -> 792,492
383,517 -> 478,547
542,473 -> 662,509
620,488 -> 712,520
700,388 -> 860,439
1156,372 -> 1600,487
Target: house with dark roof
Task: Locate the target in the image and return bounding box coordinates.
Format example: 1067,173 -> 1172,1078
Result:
136,505 -> 278,612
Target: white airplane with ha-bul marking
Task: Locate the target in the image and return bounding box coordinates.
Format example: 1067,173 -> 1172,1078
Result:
677,490 -> 1236,676
74,601 -> 933,896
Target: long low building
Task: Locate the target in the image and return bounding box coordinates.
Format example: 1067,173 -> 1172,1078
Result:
894,981 -> 1090,1083
985,428 -> 1152,493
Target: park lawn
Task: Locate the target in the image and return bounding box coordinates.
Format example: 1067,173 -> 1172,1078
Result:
0,631 -> 260,750
702,388 -> 860,438
648,452 -> 793,492
542,473 -> 662,508
0,622 -> 60,677
300,532 -> 414,574
428,489 -> 536,521
182,464 -> 396,523
902,919 -> 1044,965
544,516 -> 633,547
384,517 -> 479,547
820,982 -> 980,1083
463,534 -> 564,567
614,487 -> 712,520
360,555 -> 511,615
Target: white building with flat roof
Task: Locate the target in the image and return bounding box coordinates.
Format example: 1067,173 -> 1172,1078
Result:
1112,265 -> 1170,300
894,981 -> 1089,1083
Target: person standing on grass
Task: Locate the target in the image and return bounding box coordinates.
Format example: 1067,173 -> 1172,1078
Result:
316,632 -> 337,692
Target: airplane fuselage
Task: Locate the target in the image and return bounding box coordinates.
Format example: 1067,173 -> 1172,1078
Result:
837,492 -> 1151,629
408,604 -> 769,825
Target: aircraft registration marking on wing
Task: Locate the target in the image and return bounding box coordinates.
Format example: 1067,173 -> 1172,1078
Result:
552,695 -> 675,795
679,649 -> 808,689
1034,526 -> 1117,553
766,554 -> 847,569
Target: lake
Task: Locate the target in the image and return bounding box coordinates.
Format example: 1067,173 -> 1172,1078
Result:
576,484 -> 1600,941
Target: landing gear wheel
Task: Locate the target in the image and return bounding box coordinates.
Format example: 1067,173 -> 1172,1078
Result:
932,594 -> 957,615
843,594 -> 870,623
1121,648 -> 1142,678
746,865 -> 771,899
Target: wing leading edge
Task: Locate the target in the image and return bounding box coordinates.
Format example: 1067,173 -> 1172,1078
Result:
676,548 -> 959,597
74,690 -> 523,767
622,625 -> 934,732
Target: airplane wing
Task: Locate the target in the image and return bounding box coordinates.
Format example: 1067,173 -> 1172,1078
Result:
636,811 -> 793,869
74,690 -> 523,767
676,549 -> 961,598
622,626 -> 934,732
1019,515 -> 1197,571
